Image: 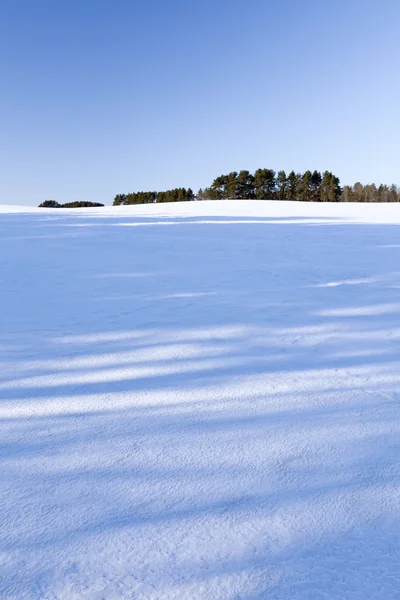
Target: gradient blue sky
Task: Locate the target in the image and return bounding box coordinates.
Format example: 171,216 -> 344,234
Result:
1,0 -> 399,205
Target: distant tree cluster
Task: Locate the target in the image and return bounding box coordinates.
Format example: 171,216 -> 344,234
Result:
113,170 -> 400,205
157,188 -> 195,203
341,182 -> 400,202
198,169 -> 342,202
113,188 -> 194,205
114,192 -> 157,205
62,201 -> 105,208
39,200 -> 104,208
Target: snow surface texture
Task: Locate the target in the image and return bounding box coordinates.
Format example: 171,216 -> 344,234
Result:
1,200 -> 400,599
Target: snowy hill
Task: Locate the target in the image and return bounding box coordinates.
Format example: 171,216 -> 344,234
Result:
1,200 -> 400,599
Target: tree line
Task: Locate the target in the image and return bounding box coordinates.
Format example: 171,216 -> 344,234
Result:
40,171 -> 400,208
341,182 -> 400,203
202,174 -> 400,202
39,200 -> 104,208
198,169 -> 342,202
113,188 -> 194,205
114,170 -> 344,204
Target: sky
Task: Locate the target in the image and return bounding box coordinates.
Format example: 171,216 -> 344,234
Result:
1,0 -> 400,206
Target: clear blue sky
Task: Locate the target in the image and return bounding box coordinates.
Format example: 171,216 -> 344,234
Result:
1,0 -> 399,205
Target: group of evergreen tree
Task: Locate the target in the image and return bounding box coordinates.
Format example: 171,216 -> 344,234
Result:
39,200 -> 104,208
112,170 -> 400,205
113,187 -> 194,205
114,192 -> 157,205
341,182 -> 400,202
198,169 -> 342,202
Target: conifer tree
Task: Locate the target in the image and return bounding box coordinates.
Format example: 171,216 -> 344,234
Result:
225,172 -> 238,198
276,170 -> 287,200
298,171 -> 312,202
320,172 -> 341,202
254,169 -> 276,199
310,171 -> 322,201
284,171 -> 299,200
236,170 -> 255,199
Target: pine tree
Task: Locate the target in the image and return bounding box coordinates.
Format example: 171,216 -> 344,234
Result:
298,171 -> 312,202
310,171 -> 322,202
209,175 -> 228,199
254,169 -> 276,199
276,170 -> 287,200
320,172 -> 341,202
225,172 -> 238,198
236,170 -> 255,199
285,171 -> 299,200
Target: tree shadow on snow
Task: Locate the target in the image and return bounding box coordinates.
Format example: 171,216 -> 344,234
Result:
1,211 -> 400,597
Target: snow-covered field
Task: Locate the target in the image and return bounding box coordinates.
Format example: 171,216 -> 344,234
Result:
2,200 -> 400,599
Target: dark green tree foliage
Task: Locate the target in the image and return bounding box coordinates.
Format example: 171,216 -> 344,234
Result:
207,171 -> 255,200
253,169 -> 276,199
113,194 -> 127,205
114,191 -> 157,205
236,170 -> 255,199
61,201 -> 104,208
113,188 -> 194,205
298,170 -> 312,202
204,168 -> 341,202
226,172 -> 238,198
39,200 -> 61,208
285,171 -> 300,200
207,175 -> 228,199
114,171 -> 400,204
276,170 -> 287,200
157,188 -> 194,203
320,171 -> 341,202
310,171 -> 322,202
39,200 -> 104,208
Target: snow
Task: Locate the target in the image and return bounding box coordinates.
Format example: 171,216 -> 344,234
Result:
1,200 -> 400,599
